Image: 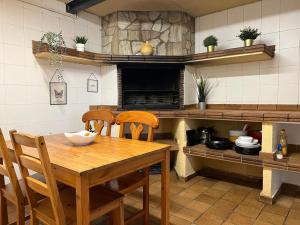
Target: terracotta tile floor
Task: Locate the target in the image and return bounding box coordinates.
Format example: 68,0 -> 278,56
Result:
7,171 -> 300,225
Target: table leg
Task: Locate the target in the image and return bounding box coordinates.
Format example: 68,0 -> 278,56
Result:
161,150 -> 170,225
76,176 -> 90,225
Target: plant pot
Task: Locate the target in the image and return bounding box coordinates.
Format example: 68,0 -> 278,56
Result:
198,102 -> 206,110
244,39 -> 254,47
207,45 -> 215,53
76,43 -> 85,52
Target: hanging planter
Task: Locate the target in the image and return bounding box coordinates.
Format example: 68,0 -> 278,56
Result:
40,31 -> 66,67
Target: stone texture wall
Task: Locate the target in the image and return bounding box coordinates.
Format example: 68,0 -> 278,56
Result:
102,11 -> 195,55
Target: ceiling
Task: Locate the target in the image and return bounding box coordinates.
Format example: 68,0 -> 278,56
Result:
60,0 -> 260,17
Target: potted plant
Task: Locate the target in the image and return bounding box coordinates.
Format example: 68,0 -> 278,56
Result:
203,35 -> 218,52
40,31 -> 66,67
192,74 -> 213,110
74,36 -> 88,52
237,27 -> 261,47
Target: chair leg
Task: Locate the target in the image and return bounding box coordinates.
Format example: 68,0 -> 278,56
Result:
0,194 -> 8,225
143,167 -> 150,225
29,212 -> 38,225
16,203 -> 25,225
110,201 -> 124,225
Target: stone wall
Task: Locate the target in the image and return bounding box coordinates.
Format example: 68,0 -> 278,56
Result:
102,11 -> 195,55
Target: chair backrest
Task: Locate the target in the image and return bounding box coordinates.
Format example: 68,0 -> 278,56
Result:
116,111 -> 159,142
9,130 -> 66,225
0,128 -> 24,203
82,110 -> 115,136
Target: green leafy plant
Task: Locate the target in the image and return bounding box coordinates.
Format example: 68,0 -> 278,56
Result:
237,27 -> 261,40
40,31 -> 65,67
74,36 -> 88,44
192,74 -> 213,102
203,35 -> 218,47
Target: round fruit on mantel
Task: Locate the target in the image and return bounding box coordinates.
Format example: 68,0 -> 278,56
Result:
140,41 -> 154,56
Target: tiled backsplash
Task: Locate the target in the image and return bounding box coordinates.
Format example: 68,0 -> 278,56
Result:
194,0 -> 300,105
0,0 -> 102,139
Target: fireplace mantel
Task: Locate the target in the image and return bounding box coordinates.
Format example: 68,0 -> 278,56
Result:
32,41 -> 275,66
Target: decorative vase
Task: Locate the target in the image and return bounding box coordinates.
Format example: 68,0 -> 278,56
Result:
76,43 -> 85,52
140,41 -> 153,55
244,39 -> 254,47
207,45 -> 215,52
198,102 -> 206,110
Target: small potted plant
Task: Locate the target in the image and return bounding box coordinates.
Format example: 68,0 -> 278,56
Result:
192,74 -> 213,110
203,35 -> 218,52
74,36 -> 88,52
237,27 -> 261,47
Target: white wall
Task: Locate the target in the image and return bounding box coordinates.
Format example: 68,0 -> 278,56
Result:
0,0 -> 102,140
194,0 -> 300,105
99,65 -> 118,105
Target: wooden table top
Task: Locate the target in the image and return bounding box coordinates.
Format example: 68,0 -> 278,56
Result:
7,134 -> 170,175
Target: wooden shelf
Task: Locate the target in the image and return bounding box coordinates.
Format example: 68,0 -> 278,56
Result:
184,144 -> 262,167
155,139 -> 179,151
260,151 -> 300,173
185,44 -> 275,65
109,109 -> 300,123
32,41 -> 111,66
32,41 -> 275,66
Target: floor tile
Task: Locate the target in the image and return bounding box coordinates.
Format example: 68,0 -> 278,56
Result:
7,173 -> 300,225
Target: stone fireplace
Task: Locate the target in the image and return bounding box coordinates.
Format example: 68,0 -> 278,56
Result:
117,64 -> 184,110
102,11 -> 195,55
101,11 -> 194,110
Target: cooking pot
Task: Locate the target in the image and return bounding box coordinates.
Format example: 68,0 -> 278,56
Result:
198,127 -> 214,144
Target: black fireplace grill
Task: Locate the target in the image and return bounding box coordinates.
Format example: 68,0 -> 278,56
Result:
118,64 -> 183,110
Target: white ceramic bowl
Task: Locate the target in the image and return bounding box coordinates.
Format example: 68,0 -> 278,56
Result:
238,136 -> 253,143
64,130 -> 97,146
229,130 -> 247,137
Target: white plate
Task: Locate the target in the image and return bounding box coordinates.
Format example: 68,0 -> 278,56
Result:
64,130 -> 97,146
235,140 -> 260,148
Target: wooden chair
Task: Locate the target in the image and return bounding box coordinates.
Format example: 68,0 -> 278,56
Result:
0,128 -> 26,225
9,130 -> 125,225
82,109 -> 115,136
107,111 -> 159,225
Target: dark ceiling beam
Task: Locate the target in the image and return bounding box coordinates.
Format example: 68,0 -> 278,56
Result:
66,0 -> 106,14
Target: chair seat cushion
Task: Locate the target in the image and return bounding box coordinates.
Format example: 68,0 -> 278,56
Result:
106,171 -> 146,194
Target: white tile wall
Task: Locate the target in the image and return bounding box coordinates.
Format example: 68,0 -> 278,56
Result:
0,0 -> 102,140
99,65 -> 118,105
194,0 -> 300,105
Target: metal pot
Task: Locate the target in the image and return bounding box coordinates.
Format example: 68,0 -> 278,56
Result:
207,45 -> 215,52
198,127 -> 214,144
244,39 -> 253,47
198,102 -> 206,110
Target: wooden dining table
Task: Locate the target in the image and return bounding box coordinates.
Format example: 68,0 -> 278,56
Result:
6,134 -> 171,225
